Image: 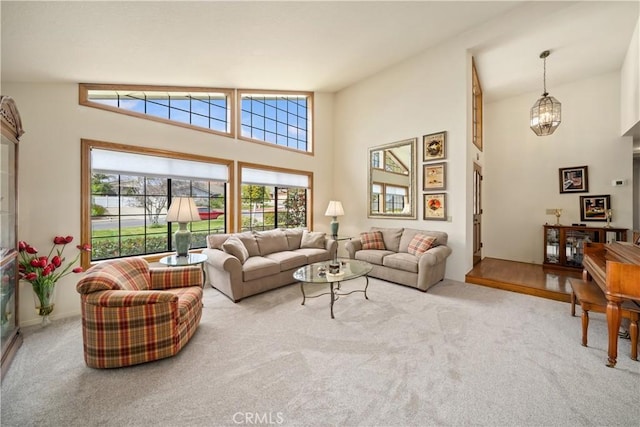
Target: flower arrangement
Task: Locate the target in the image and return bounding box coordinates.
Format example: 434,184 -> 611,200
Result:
18,236 -> 91,319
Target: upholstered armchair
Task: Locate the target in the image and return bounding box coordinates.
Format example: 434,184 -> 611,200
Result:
76,257 -> 203,368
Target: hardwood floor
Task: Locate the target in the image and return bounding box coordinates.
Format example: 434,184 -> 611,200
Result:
465,257 -> 582,303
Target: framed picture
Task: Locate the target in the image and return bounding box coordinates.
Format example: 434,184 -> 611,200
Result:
423,131 -> 446,161
559,166 -> 588,193
423,162 -> 446,191
579,195 -> 610,222
423,193 -> 447,221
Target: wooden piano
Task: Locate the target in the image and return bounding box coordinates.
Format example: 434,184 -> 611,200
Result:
582,241 -> 640,367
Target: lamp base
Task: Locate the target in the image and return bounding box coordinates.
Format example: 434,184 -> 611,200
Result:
330,217 -> 339,238
174,223 -> 191,257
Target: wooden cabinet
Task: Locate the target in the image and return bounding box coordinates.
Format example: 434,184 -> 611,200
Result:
543,225 -> 627,271
1,96 -> 24,380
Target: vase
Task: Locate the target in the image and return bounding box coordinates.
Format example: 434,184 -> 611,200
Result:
32,281 -> 57,326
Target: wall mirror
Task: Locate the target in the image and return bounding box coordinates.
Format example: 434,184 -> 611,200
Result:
368,137 -> 417,219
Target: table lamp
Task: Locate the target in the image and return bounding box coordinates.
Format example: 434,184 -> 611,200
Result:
166,197 -> 200,257
324,200 -> 344,238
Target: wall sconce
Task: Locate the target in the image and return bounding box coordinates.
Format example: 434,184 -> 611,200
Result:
324,201 -> 344,237
166,197 -> 201,257
530,50 -> 561,136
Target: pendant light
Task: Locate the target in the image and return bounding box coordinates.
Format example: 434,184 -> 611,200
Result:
530,50 -> 561,136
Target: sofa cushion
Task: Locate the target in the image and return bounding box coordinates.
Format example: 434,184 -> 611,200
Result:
354,249 -> 394,266
382,252 -> 419,273
222,236 -> 250,264
284,228 -> 304,250
255,229 -> 289,255
360,231 -> 386,250
295,248 -> 331,264
237,231 -> 261,257
242,257 -> 281,281
407,234 -> 437,257
371,227 -> 403,252
399,229 -> 447,253
264,251 -> 308,271
301,230 -> 326,249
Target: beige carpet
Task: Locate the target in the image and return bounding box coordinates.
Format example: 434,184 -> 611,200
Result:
1,278 -> 639,426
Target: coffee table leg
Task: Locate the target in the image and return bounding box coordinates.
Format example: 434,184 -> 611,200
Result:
364,275 -> 369,300
330,282 -> 335,319
300,282 -> 306,305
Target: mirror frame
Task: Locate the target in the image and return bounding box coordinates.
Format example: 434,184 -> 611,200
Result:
367,137 -> 417,219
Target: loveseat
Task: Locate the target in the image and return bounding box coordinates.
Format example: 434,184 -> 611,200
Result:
203,229 -> 337,302
345,227 -> 451,291
76,257 -> 203,368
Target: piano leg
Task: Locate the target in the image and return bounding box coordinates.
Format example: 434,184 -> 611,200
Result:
606,297 -> 623,368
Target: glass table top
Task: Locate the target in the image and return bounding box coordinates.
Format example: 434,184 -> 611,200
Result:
293,258 -> 372,283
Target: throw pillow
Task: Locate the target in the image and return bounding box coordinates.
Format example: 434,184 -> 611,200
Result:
301,230 -> 326,249
360,231 -> 386,250
407,234 -> 437,257
222,236 -> 250,264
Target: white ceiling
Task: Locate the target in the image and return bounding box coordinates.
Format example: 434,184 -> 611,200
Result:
1,1 -> 639,103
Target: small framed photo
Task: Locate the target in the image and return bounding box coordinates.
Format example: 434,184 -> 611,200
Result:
423,193 -> 447,221
579,195 -> 610,222
423,162 -> 446,191
423,131 -> 446,161
559,166 -> 588,193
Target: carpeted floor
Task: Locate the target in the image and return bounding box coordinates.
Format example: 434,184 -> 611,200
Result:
1,278 -> 639,426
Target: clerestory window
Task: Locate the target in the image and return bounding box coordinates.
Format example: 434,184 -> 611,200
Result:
80,84 -> 234,138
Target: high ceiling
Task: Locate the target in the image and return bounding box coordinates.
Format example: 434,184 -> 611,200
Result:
1,1 -> 638,103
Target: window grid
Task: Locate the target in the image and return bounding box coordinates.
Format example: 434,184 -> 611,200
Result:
240,185 -> 308,232
240,95 -> 309,152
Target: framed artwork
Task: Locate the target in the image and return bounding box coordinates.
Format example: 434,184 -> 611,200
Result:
423,162 -> 446,191
423,193 -> 447,221
559,166 -> 588,193
579,194 -> 610,222
423,131 -> 446,161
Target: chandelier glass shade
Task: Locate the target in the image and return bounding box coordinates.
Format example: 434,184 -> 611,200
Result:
530,50 -> 561,136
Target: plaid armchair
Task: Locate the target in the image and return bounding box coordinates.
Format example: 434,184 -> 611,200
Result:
76,257 -> 203,368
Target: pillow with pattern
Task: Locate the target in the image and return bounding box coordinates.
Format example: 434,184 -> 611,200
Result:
407,234 -> 437,257
360,231 -> 386,250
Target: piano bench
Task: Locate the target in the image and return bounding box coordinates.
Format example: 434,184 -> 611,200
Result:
569,278 -> 639,361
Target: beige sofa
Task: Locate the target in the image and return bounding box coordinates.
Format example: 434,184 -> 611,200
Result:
345,227 -> 451,291
203,229 -> 337,302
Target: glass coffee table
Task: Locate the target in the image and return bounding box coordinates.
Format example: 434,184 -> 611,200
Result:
293,258 -> 373,319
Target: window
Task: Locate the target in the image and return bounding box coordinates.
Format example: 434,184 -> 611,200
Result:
238,90 -> 313,153
472,58 -> 483,151
370,183 -> 407,214
80,84 -> 234,138
239,163 -> 312,232
81,140 -> 233,267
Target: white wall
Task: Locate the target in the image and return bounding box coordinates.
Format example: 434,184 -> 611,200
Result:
621,17 -> 640,136
484,72 -> 633,264
4,82 -> 335,325
333,42 -> 472,282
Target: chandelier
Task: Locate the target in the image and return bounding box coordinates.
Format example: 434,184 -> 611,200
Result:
530,50 -> 561,136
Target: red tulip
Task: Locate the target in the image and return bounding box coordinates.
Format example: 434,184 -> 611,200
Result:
30,259 -> 41,268
24,272 -> 37,281
64,236 -> 73,243
42,266 -> 53,276
18,241 -> 27,251
76,243 -> 92,252
51,255 -> 62,267
53,236 -> 66,245
37,257 -> 48,268
26,245 -> 38,254
72,267 -> 84,273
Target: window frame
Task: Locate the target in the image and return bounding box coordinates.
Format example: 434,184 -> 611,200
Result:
81,139 -> 235,268
472,58 -> 483,152
79,83 -> 235,139
237,89 -> 314,155
237,162 -> 314,232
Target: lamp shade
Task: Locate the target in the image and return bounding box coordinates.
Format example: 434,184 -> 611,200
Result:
324,201 -> 344,217
166,197 -> 200,223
